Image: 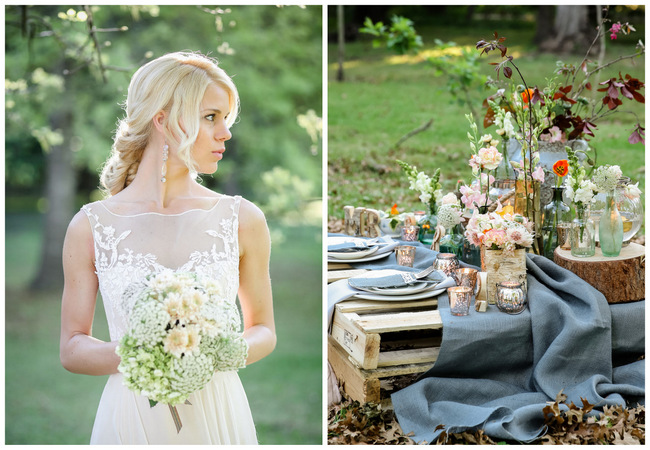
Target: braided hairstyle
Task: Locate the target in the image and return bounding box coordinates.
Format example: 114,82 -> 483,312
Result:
100,52 -> 239,196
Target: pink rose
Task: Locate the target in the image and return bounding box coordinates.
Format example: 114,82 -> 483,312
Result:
477,146 -> 503,171
468,154 -> 481,172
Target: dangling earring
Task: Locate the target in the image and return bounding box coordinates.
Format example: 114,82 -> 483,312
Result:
161,142 -> 169,183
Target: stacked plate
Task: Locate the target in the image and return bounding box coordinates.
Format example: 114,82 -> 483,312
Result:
327,237 -> 392,263
347,269 -> 446,301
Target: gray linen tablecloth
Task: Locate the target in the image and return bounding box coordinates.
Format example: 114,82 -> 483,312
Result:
391,253 -> 645,443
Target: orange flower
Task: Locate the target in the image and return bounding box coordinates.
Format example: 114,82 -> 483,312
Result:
497,205 -> 515,217
552,159 -> 569,178
390,203 -> 399,215
521,88 -> 535,109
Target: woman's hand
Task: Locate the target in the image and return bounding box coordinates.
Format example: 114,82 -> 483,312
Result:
237,199 -> 276,365
60,211 -> 121,376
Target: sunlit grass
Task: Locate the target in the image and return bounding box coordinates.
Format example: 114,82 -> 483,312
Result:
328,23 -> 645,220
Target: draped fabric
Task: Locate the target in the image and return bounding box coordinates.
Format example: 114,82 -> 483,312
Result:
392,254 -> 644,443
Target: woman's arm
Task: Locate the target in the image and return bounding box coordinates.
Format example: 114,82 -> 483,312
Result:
60,210 -> 121,375
237,199 -> 276,365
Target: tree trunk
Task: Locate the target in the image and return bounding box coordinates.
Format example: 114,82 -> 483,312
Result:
533,6 -> 555,45
30,106 -> 77,290
336,5 -> 345,82
538,5 -> 596,54
553,243 -> 645,303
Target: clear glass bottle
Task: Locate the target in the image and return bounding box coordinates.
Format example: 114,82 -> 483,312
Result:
439,223 -> 464,258
541,186 -> 572,259
570,203 -> 596,257
590,177 -> 643,245
417,210 -> 437,245
599,190 -> 623,257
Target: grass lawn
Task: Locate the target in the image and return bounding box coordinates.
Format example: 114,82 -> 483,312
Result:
328,19 -> 645,220
5,213 -> 322,445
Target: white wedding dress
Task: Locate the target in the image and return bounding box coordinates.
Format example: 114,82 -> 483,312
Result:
81,195 -> 257,444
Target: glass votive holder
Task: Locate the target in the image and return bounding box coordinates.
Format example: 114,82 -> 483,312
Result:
395,245 -> 416,267
556,223 -> 572,250
454,267 -> 481,296
401,225 -> 420,242
434,253 -> 460,279
496,281 -> 527,314
447,286 -> 472,316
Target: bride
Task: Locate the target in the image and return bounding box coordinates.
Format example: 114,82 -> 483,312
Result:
59,52 -> 275,444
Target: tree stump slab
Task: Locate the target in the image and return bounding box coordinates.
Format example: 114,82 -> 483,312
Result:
554,243 -> 645,304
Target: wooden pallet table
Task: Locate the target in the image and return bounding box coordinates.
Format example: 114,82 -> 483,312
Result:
328,297 -> 443,404
554,243 -> 645,303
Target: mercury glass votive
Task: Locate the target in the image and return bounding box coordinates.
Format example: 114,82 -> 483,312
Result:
556,223 -> 572,250
454,268 -> 481,296
401,225 -> 420,242
447,286 -> 472,316
395,245 -> 416,267
496,281 -> 527,314
434,253 -> 460,280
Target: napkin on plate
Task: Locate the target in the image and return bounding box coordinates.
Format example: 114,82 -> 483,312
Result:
327,235 -> 398,257
348,269 -> 446,289
327,273 -> 457,331
327,240 -> 374,252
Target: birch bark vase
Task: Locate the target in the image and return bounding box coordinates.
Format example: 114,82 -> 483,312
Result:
481,247 -> 527,304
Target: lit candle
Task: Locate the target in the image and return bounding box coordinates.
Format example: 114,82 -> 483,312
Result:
401,225 -> 420,242
395,245 -> 416,267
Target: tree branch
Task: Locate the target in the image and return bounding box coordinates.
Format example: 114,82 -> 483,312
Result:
83,5 -> 107,83
393,119 -> 433,148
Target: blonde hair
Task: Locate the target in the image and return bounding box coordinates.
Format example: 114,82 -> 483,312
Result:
100,51 -> 239,196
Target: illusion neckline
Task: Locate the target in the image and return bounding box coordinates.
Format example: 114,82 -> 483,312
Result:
96,196 -> 224,218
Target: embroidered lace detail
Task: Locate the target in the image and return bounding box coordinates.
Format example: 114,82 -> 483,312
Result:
82,196 -> 241,340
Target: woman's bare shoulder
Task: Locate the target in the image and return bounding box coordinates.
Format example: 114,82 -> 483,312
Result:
63,209 -> 95,262
238,197 -> 267,229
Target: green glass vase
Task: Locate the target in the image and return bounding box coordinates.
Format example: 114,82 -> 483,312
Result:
599,191 -> 623,257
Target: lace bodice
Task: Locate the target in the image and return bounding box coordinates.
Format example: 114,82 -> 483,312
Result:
82,195 -> 242,341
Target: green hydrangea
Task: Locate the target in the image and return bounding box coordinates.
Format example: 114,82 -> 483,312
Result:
115,271 -> 249,407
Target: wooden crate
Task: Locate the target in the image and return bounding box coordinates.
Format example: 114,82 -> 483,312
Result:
328,297 -> 443,404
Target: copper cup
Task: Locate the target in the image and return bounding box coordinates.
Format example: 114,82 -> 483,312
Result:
400,225 -> 420,242
395,245 -> 416,267
434,253 -> 460,280
556,223 -> 572,250
447,286 -> 472,316
454,268 -> 481,296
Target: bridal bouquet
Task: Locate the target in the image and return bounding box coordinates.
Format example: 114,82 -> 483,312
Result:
116,271 -> 248,431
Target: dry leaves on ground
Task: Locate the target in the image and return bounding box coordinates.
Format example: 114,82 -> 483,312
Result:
328,217 -> 345,234
538,390 -> 645,445
328,393 -> 415,445
328,390 -> 645,445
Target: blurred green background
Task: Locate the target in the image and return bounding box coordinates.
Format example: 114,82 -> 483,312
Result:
5,5 -> 322,445
327,5 -> 645,221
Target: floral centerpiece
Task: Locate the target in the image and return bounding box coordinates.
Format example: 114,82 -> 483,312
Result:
397,159 -> 443,244
465,210 -> 534,303
476,9 -> 644,253
116,271 -> 248,432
